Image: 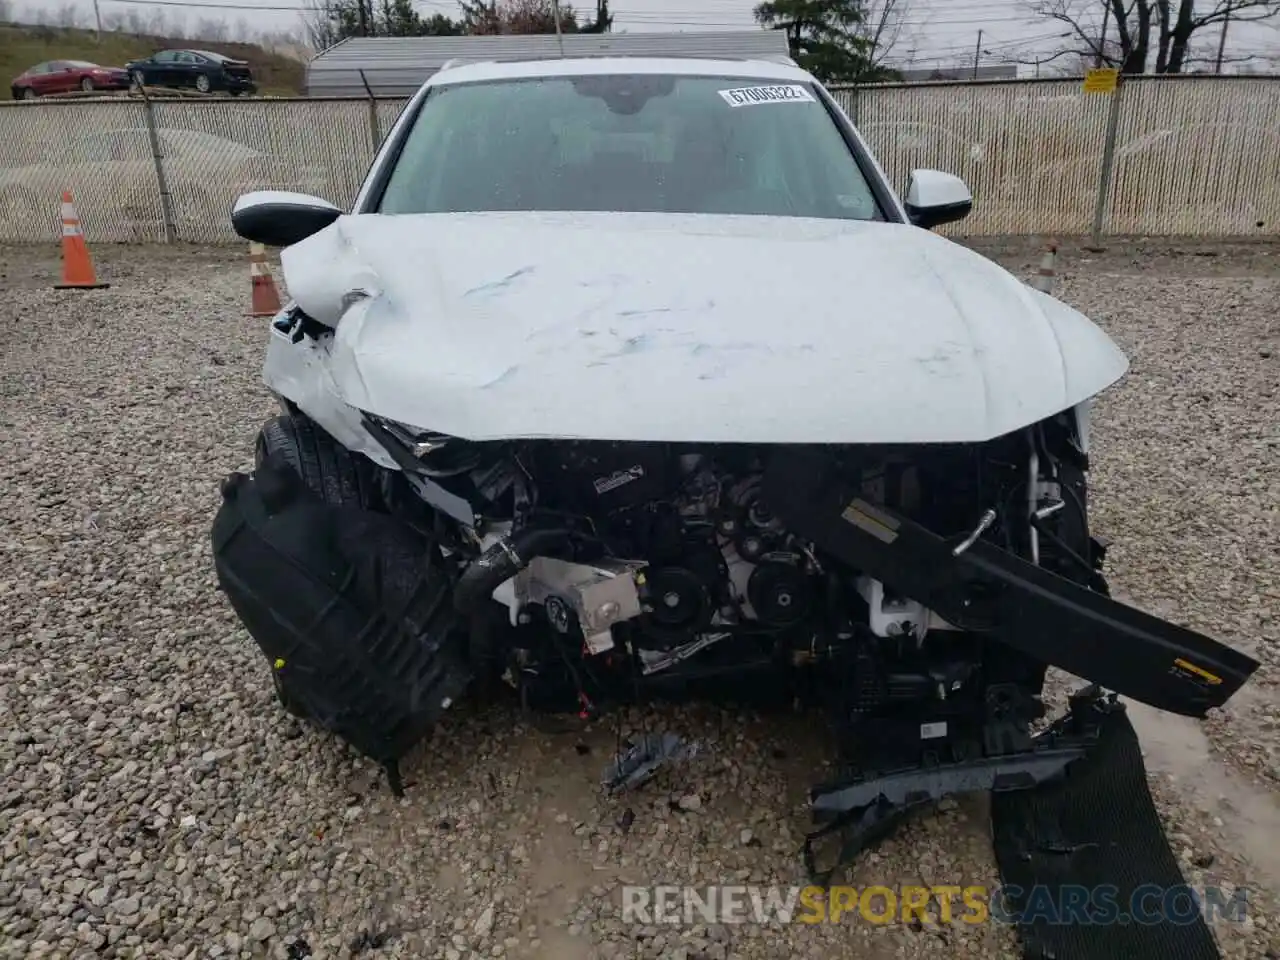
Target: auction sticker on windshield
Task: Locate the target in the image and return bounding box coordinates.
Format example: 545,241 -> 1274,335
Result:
718,85 -> 815,107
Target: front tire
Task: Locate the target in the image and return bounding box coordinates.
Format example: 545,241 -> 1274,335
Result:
255,413 -> 382,511
80,77 -> 94,92
195,73 -> 211,94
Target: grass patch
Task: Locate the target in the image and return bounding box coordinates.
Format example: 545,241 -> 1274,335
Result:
1,23 -> 305,97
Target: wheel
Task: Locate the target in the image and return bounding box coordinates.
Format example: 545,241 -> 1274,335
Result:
80,77 -> 94,92
195,73 -> 211,94
131,70 -> 145,89
20,87 -> 36,101
254,413 -> 383,511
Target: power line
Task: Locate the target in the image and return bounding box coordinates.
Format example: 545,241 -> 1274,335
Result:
629,1 -> 1022,12
100,0 -> 1040,26
620,13 -> 1042,29
101,0 -> 307,9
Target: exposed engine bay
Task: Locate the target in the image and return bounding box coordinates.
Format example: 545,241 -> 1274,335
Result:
358,409 -> 1252,728
212,402 -> 1258,877
370,419 -> 1036,710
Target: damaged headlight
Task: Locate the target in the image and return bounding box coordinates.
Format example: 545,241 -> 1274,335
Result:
270,303 -> 332,344
366,415 -> 483,477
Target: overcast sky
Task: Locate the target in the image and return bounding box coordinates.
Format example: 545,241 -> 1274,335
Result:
28,0 -> 1280,71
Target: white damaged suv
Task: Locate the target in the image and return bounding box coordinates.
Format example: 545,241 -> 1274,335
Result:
214,55 -> 1255,817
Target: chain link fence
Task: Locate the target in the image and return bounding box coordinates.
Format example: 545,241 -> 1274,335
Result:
1,75 -> 1277,244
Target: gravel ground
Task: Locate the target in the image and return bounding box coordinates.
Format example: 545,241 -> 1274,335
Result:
1,237 -> 1277,960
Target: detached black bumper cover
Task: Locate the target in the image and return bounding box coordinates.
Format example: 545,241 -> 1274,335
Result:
763,449 -> 1258,719
210,454 -> 470,779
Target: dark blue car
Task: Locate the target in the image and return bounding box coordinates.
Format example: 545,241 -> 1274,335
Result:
125,49 -> 257,96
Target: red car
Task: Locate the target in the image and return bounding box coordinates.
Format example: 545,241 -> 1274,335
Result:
10,60 -> 132,100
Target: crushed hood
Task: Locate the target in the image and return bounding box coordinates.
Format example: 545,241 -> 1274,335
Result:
279,211 -> 1129,444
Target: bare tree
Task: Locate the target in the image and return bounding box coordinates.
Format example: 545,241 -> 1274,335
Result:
54,2 -> 81,27
304,0 -> 349,50
462,0 -> 578,34
194,16 -> 230,41
256,27 -> 310,56
1026,0 -> 1280,74
0,0 -> 12,22
859,0 -> 913,77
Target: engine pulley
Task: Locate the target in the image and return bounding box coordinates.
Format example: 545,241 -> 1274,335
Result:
638,567 -> 713,645
747,562 -> 812,628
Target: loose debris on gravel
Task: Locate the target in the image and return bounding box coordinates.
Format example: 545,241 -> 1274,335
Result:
0,239 -> 1276,959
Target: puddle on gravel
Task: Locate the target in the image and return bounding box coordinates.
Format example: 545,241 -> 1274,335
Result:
1127,696 -> 1280,889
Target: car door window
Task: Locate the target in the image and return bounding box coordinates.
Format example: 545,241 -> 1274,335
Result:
40,61 -> 74,92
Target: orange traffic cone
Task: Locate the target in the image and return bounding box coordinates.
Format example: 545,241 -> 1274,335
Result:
54,191 -> 108,290
247,242 -> 283,318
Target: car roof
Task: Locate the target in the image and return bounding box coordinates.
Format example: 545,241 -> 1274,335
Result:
155,49 -> 221,59
428,56 -> 815,88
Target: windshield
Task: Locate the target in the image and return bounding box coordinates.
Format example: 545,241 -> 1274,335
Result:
376,74 -> 883,220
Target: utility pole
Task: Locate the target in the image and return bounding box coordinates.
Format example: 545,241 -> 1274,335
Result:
972,29 -> 983,78
1095,0 -> 1111,67
1215,1 -> 1233,73
92,0 -> 102,41
551,0 -> 566,56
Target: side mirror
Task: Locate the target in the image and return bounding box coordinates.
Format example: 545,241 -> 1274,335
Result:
231,190 -> 342,248
903,169 -> 972,230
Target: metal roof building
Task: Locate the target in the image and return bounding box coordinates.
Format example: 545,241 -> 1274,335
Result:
304,30 -> 794,98
895,65 -> 1019,82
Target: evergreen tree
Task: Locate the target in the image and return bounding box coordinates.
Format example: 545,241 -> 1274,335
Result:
753,0 -> 881,82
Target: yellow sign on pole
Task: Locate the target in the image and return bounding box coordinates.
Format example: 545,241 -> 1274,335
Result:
1083,68 -> 1120,93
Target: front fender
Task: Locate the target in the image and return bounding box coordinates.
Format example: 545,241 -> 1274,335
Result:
261,307 -> 399,471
